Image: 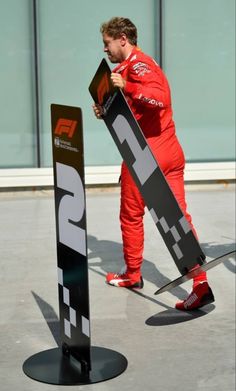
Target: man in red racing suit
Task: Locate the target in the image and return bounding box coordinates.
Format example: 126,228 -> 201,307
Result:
93,17 -> 214,311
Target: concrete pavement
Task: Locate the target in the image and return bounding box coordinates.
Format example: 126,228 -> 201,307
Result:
0,184 -> 235,391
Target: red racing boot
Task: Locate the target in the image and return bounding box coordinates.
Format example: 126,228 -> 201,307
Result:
175,282 -> 215,311
106,270 -> 144,289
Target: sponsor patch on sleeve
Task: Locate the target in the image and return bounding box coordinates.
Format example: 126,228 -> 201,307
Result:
132,62 -> 151,76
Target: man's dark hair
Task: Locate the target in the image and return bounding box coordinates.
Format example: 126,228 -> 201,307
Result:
100,17 -> 137,45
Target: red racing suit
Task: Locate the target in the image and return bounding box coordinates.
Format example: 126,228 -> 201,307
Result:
113,47 -> 206,284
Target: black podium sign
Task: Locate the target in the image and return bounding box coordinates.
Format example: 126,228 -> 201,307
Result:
89,59 -> 206,275
51,105 -> 91,367
23,104 -> 127,385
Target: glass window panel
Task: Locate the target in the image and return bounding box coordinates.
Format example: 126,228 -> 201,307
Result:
0,0 -> 36,168
38,0 -> 157,166
162,0 -> 235,162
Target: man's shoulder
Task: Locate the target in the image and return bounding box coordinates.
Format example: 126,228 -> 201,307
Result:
129,48 -> 159,68
128,48 -> 160,76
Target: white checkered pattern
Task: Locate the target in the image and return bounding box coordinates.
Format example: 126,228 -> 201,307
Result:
149,208 -> 191,260
57,267 -> 90,339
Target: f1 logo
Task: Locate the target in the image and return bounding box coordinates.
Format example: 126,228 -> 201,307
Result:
97,73 -> 110,105
55,118 -> 77,139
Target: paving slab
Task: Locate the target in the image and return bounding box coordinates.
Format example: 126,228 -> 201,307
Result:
0,184 -> 235,391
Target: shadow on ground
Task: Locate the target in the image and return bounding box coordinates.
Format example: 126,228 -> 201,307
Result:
145,304 -> 215,326
88,235 -> 235,302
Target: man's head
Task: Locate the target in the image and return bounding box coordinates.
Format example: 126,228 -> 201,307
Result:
100,17 -> 137,63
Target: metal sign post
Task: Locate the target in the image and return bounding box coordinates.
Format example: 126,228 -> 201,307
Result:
23,104 -> 127,385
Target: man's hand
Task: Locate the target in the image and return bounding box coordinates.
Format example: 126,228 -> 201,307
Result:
92,103 -> 103,119
111,73 -> 126,90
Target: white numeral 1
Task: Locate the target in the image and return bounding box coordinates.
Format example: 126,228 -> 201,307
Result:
112,114 -> 157,185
